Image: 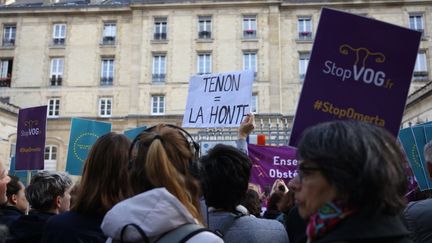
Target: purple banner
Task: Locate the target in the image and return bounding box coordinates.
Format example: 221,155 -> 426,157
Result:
248,144 -> 297,195
289,8 -> 421,146
15,106 -> 47,170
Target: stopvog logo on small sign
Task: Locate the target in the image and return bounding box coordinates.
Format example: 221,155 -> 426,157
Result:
183,70 -> 254,128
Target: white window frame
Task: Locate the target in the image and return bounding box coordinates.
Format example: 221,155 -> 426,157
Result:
243,15 -> 257,38
251,94 -> 258,114
299,52 -> 310,80
47,98 -> 60,118
99,97 -> 112,117
50,58 -> 64,78
198,16 -> 212,39
53,23 -> 66,44
0,59 -> 10,79
298,17 -> 312,39
101,58 -> 115,85
414,52 -> 428,73
154,17 -> 167,40
197,53 -> 212,75
243,51 -> 257,77
409,14 -> 424,32
151,95 -> 165,115
152,54 -> 166,82
102,22 -> 116,44
3,25 -> 16,43
44,145 -> 57,171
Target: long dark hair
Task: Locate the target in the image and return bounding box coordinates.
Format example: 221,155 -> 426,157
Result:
72,132 -> 132,215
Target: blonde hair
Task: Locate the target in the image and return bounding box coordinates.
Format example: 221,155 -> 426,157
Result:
129,124 -> 203,224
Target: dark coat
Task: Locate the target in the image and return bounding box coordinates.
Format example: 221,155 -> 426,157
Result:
41,211 -> 106,243
0,206 -> 24,227
403,198 -> 432,243
314,212 -> 412,243
7,210 -> 55,243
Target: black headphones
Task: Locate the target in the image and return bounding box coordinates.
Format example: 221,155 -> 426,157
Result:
128,124 -> 200,177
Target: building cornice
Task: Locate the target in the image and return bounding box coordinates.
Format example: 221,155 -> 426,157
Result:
281,0 -> 432,8
405,81 -> 432,110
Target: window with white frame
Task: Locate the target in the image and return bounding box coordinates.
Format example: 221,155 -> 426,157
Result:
99,97 -> 112,117
414,51 -> 428,80
198,16 -> 212,39
102,22 -> 116,45
299,52 -> 310,80
44,145 -> 57,171
101,58 -> 114,85
298,17 -> 312,40
409,14 -> 424,35
243,15 -> 257,39
197,53 -> 211,75
251,94 -> 258,114
52,23 -> 66,45
3,25 -> 16,46
154,17 -> 167,40
0,59 -> 13,87
243,51 -> 257,77
50,58 -> 64,86
151,95 -> 165,115
152,54 -> 166,82
48,98 -> 60,118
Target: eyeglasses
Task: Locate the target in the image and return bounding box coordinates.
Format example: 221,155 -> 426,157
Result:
298,164 -> 321,182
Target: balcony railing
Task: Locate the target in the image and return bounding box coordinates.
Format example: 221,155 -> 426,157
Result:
102,36 -> 116,45
0,76 -> 11,87
100,77 -> 113,86
298,31 -> 312,40
53,38 -> 65,46
198,31 -> 212,39
152,73 -> 166,82
50,76 -> 62,86
154,32 -> 167,40
413,71 -> 429,81
2,38 -> 15,47
243,29 -> 256,39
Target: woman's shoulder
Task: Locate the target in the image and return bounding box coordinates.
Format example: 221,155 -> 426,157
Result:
187,231 -> 224,243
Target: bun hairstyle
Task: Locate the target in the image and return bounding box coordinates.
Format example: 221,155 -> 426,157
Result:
129,124 -> 203,223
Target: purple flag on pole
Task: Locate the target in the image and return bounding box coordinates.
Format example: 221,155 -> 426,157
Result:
248,144 -> 297,195
15,106 -> 47,170
289,8 -> 421,146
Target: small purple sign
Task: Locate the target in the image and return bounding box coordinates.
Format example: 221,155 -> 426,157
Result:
289,8 -> 421,146
15,106 -> 47,170
248,144 -> 297,195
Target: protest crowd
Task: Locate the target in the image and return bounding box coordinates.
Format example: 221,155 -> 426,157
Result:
0,113 -> 430,243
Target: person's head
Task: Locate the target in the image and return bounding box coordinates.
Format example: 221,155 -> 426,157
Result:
72,132 -> 131,216
200,144 -> 252,212
288,121 -> 407,219
278,190 -> 295,214
0,160 -> 11,205
240,189 -> 262,217
129,124 -> 202,223
267,191 -> 284,211
26,171 -> 73,214
6,175 -> 28,213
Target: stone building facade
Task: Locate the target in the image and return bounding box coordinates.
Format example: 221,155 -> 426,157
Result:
0,0 -> 431,170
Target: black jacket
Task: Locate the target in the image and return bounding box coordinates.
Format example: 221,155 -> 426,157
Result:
0,206 -> 24,227
41,211 -> 106,243
314,212 -> 412,243
7,210 -> 55,243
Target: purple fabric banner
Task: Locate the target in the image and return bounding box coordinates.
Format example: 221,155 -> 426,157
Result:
15,106 -> 47,170
248,144 -> 298,195
289,8 -> 421,146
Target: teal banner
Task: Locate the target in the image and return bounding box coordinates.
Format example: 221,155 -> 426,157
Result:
66,118 -> 111,175
124,126 -> 147,141
398,127 -> 429,190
